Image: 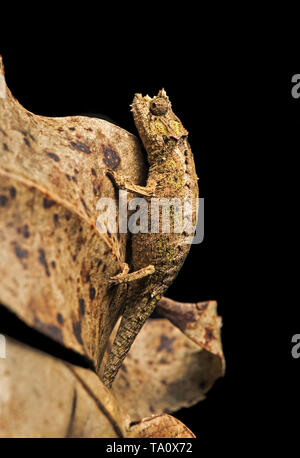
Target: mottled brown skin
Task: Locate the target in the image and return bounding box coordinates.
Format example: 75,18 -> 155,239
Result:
102,90 -> 198,387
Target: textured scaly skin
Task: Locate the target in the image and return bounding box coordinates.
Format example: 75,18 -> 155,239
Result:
102,90 -> 198,387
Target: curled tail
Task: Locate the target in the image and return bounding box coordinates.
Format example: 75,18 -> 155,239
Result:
102,294 -> 159,388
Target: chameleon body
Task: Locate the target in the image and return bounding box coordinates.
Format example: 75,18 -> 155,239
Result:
102,89 -> 198,387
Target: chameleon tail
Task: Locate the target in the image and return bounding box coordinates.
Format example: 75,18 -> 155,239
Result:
102,294 -> 158,388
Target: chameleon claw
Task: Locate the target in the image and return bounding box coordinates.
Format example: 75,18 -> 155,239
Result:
109,263 -> 130,284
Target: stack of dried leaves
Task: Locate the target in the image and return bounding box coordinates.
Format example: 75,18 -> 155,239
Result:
0,55 -> 224,438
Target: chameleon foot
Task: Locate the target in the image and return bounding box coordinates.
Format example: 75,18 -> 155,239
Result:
109,264 -> 155,285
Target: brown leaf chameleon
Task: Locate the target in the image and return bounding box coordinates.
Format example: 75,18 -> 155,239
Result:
102,89 -> 199,387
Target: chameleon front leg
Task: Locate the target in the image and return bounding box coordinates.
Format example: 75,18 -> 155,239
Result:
107,169 -> 156,196
102,294 -> 160,388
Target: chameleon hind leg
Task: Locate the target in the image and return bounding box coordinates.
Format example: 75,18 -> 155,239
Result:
109,263 -> 155,284
102,294 -> 159,388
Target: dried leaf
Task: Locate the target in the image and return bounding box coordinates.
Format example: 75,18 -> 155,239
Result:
111,299 -> 224,420
0,337 -> 194,438
128,415 -> 195,438
0,55 -> 146,370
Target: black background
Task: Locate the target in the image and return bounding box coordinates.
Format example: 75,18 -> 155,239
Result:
0,21 -> 289,448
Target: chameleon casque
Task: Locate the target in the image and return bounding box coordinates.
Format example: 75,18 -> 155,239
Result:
102,89 -> 199,388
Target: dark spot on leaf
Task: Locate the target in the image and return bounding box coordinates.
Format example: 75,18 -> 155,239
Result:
80,198 -> 90,215
24,137 -> 30,147
43,197 -> 56,209
73,321 -> 83,345
47,152 -> 60,162
9,187 -> 16,198
120,373 -> 130,388
196,302 -> 209,312
97,259 -> 102,268
51,260 -> 56,268
89,286 -> 96,300
65,211 -> 71,221
57,313 -> 64,324
14,243 -> 29,259
204,327 -> 214,342
157,335 -> 175,353
3,143 -> 8,151
0,195 -> 8,206
70,141 -> 91,155
53,214 -> 59,224
85,273 -> 90,282
18,224 -> 30,238
101,144 -> 120,169
65,174 -> 71,181
38,248 -> 50,276
91,168 -> 96,176
76,233 -> 85,249
72,176 -> 77,183
74,168 -> 79,174
69,127 -> 75,131
79,298 -> 85,316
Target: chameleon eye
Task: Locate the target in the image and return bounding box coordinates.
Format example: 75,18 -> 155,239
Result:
150,97 -> 168,116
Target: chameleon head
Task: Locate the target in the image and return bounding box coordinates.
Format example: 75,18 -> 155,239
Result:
131,89 -> 188,163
